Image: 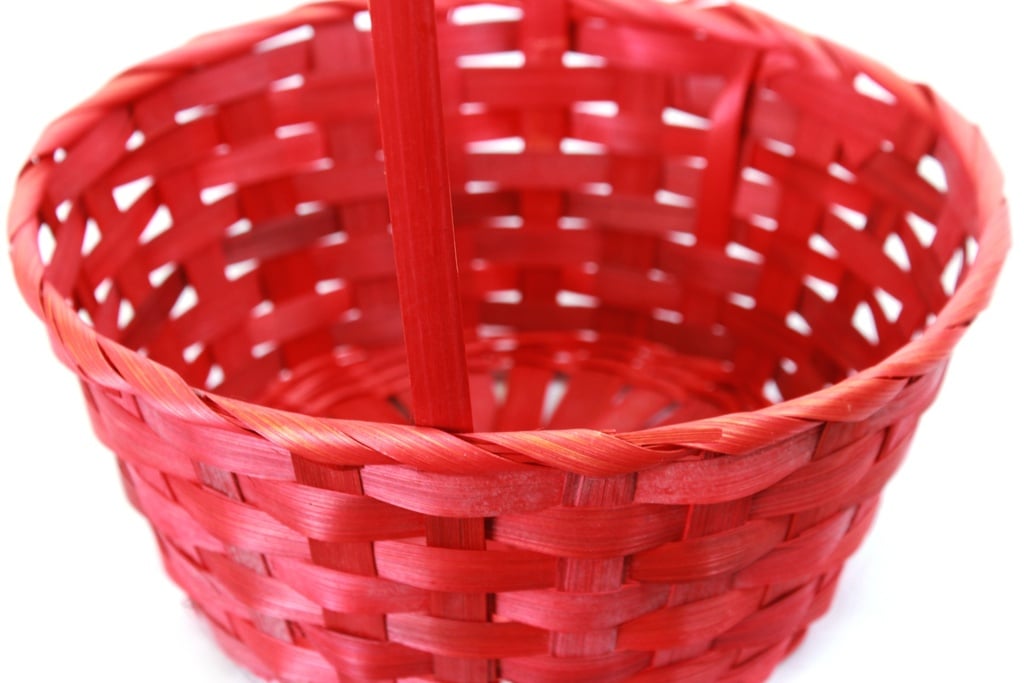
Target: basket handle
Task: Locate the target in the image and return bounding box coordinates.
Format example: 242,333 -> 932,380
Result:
368,0 -> 473,432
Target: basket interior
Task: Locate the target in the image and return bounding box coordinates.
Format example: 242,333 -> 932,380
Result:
31,3 -> 979,432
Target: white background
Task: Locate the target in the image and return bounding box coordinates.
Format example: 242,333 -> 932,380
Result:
1,1 -> 1021,681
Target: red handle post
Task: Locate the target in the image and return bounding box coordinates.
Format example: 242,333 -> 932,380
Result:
368,8 -> 490,681
368,0 -> 473,433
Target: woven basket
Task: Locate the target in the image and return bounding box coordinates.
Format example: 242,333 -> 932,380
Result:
7,1 -> 1010,681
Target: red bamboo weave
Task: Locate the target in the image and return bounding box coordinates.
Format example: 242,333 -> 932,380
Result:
6,1 -> 1010,682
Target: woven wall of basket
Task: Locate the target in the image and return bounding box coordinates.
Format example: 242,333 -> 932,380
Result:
7,0 -> 1010,681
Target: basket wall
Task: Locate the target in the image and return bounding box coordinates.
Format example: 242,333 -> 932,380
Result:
7,1 -> 1008,682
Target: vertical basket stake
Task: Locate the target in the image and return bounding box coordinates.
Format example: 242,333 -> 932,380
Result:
368,0 -> 473,433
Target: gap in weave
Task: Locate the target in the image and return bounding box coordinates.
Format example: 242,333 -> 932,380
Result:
487,335 -> 519,353
749,214 -> 778,232
828,162 -> 857,183
804,275 -> 838,303
296,201 -> 327,217
491,215 -> 524,229
314,278 -> 345,295
662,106 -> 712,129
655,189 -> 693,208
874,288 -> 903,323
643,401 -> 681,428
94,278 -> 113,304
610,384 -> 631,406
965,236 -> 979,265
466,180 -> 500,194
270,73 -> 305,93
205,364 -> 225,390
725,241 -> 764,264
174,104 -> 215,126
917,154 -> 948,192
468,137 -> 525,154
226,217 -> 252,236
485,289 -> 523,304
741,167 -> 772,186
686,155 -> 710,171
112,175 -> 153,212
883,233 -> 911,272
941,249 -> 965,296
491,371 -> 508,406
853,72 -> 897,105
540,374 -> 569,425
225,258 -> 259,282
36,223 -> 56,265
582,182 -> 612,196
309,158 -> 334,173
478,324 -> 516,339
905,211 -> 937,247
387,395 -> 413,422
786,312 -> 812,337
450,4 -> 523,25
851,302 -> 879,345
830,204 -> 868,231
763,378 -> 784,404
809,233 -> 839,259
652,308 -> 683,324
125,130 -> 145,151
200,183 -> 236,206
55,199 -> 72,222
763,138 -> 796,157
275,122 -> 318,140
316,229 -> 348,246
575,100 -> 618,117
117,298 -> 135,330
459,102 -> 487,115
139,205 -> 173,244
563,51 -> 607,68
251,341 -> 277,359
183,342 -> 204,364
253,24 -> 314,54
727,292 -> 756,310
561,138 -> 606,155
556,290 -> 599,308
558,216 -> 588,230
457,51 -> 526,69
170,285 -> 198,320
648,268 -> 671,283
353,10 -> 371,32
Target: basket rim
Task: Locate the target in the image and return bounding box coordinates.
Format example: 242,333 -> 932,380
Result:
7,0 -> 1011,476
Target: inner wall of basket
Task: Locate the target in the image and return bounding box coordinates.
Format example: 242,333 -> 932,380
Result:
38,7 -> 978,431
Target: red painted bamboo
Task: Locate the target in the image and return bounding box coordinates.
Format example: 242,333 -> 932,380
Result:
367,0 -> 473,433
5,2 -> 1011,682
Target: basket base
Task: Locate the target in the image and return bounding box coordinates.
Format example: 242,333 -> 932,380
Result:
253,331 -> 767,432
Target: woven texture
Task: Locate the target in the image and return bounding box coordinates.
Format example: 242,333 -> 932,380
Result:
7,1 -> 1009,682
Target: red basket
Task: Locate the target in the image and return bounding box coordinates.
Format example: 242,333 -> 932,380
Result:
7,1 -> 1009,682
